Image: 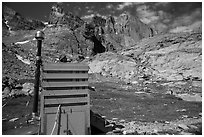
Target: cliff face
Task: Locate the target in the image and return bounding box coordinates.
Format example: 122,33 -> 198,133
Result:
48,4 -> 84,30
2,5 -> 45,31
85,13 -> 155,53
107,13 -> 155,45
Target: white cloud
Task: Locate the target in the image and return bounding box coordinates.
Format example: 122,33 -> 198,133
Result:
116,2 -> 144,10
136,5 -> 159,24
117,2 -> 133,10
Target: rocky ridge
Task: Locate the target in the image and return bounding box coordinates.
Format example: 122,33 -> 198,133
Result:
48,4 -> 84,30
2,5 -> 45,32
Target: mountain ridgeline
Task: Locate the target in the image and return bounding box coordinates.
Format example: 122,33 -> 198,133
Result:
45,4 -> 155,57
2,3 -> 155,59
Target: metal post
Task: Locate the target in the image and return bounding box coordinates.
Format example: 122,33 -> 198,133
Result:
32,31 -> 44,118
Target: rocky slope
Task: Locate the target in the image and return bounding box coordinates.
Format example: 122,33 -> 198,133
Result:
88,32 -> 202,89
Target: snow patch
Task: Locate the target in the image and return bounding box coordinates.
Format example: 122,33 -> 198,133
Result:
15,40 -> 30,45
5,20 -> 11,31
15,54 -> 31,65
43,22 -> 49,25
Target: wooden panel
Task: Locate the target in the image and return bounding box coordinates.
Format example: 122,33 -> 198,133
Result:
45,105 -> 89,114
45,113 -> 56,135
59,114 -> 68,135
42,89 -> 88,97
42,73 -> 88,80
45,113 -> 68,135
44,97 -> 89,105
67,111 -> 86,135
43,63 -> 89,71
42,81 -> 88,88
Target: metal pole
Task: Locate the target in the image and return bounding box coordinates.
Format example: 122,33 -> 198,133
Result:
32,31 -> 44,118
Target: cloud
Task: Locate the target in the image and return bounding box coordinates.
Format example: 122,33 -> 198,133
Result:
106,4 -> 113,9
171,8 -> 202,29
117,2 -> 133,10
136,5 -> 159,24
116,2 -> 144,10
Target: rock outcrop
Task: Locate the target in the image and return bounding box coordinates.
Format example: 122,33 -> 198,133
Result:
2,4 -> 45,31
89,32 -> 202,85
2,43 -> 35,80
104,13 -> 155,48
84,13 -> 155,53
48,4 -> 84,30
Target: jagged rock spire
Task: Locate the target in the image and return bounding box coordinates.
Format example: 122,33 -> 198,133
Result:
48,3 -> 84,30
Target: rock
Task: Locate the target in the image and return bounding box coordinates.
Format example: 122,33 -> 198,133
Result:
131,81 -> 138,84
113,128 -> 122,133
119,119 -> 126,123
123,130 -> 139,135
178,124 -> 189,130
179,131 -> 193,135
152,129 -> 159,134
188,125 -> 198,130
59,54 -> 68,62
166,90 -> 174,95
112,118 -> 118,121
15,84 -> 23,89
192,81 -> 202,87
181,115 -> 188,118
22,83 -> 34,96
175,93 -> 202,102
199,112 -> 202,116
2,87 -> 10,98
165,121 -> 170,124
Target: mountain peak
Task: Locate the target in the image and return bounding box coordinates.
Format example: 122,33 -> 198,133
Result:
48,4 -> 84,30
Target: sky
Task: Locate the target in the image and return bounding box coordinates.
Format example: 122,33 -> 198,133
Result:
2,2 -> 202,32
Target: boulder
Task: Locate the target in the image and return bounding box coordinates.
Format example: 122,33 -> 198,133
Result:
22,83 -> 34,96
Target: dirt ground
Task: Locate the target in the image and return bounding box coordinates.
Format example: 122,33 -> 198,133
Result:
2,74 -> 202,135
